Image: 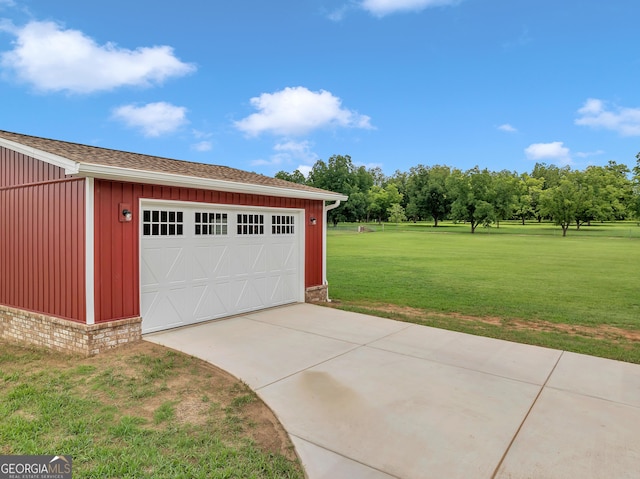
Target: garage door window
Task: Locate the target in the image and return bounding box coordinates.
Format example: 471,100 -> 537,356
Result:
272,215 -> 295,235
237,214 -> 264,235
142,210 -> 184,236
195,212 -> 228,236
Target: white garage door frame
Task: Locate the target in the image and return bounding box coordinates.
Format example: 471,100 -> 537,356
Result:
139,199 -> 306,333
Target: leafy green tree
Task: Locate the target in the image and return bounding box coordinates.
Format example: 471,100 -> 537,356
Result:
447,167 -> 496,233
274,169 -> 307,184
341,188 -> 368,223
568,164 -> 633,227
405,165 -> 429,221
631,153 -> 640,220
531,163 -> 571,222
356,166 -> 375,193
571,170 -> 597,229
368,166 -> 387,187
405,201 -> 421,222
491,170 -> 518,227
601,161 -> 633,220
406,164 -> 451,226
307,155 -> 375,225
367,183 -> 403,222
531,162 -> 568,190
308,155 -> 355,193
513,173 -> 544,225
539,176 -> 579,236
387,170 -> 410,209
387,203 -> 407,224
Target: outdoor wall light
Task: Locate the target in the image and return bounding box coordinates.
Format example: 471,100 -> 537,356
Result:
119,202 -> 132,223
310,217 -> 317,225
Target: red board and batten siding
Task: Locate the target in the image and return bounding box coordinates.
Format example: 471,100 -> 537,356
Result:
93,179 -> 325,324
1,146 -> 325,326
0,147 -> 86,322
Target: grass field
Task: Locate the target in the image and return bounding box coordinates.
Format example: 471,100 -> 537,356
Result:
327,221 -> 640,363
0,341 -> 303,479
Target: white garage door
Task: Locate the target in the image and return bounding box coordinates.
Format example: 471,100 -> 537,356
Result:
140,202 -> 303,333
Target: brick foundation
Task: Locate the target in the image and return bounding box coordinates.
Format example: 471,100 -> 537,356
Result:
0,305 -> 141,356
305,284 -> 329,303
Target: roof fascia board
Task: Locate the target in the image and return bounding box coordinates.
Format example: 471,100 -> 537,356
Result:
76,163 -> 348,201
0,138 -> 80,174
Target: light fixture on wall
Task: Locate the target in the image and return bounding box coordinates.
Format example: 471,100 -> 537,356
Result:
310,217 -> 317,226
119,203 -> 132,223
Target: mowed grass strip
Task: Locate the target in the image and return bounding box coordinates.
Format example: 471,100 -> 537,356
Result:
0,341 -> 303,479
327,224 -> 640,363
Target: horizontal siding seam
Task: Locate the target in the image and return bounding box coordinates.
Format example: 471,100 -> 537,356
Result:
0,176 -> 83,192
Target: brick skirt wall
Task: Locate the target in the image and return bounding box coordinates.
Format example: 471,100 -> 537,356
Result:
305,284 -> 329,303
0,305 -> 141,356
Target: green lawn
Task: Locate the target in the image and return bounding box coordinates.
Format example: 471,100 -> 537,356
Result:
327,221 -> 640,363
0,342 -> 303,479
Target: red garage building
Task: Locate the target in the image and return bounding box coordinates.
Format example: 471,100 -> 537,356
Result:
0,130 -> 346,355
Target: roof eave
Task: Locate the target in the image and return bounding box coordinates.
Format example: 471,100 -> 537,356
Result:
76,163 -> 349,202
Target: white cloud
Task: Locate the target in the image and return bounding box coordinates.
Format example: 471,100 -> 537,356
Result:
273,140 -> 318,162
112,102 -> 188,137
0,21 -> 195,93
575,98 -> 640,136
360,0 -> 460,17
574,149 -> 604,159
190,130 -> 213,151
524,141 -> 572,166
251,140 -> 319,170
192,129 -> 212,140
327,5 -> 349,21
191,141 -> 212,152
234,86 -> 373,137
498,123 -> 517,133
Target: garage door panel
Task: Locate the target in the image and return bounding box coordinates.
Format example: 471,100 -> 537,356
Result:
283,244 -> 297,270
270,273 -> 298,304
192,284 -> 229,321
191,284 -> 209,320
192,247 -> 213,281
250,244 -> 267,274
141,204 -> 303,333
142,246 -> 187,286
142,291 -> 184,332
212,245 -> 231,279
141,248 -> 166,287
267,243 -> 297,271
267,245 -> 285,271
235,278 -> 268,312
230,246 -> 249,275
166,248 -> 187,284
268,276 -> 284,303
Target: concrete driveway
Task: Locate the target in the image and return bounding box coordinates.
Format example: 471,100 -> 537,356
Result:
145,303 -> 640,479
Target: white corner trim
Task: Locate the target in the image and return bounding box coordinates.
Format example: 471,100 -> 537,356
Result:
0,138 -> 80,174
76,163 -> 349,201
85,178 -> 95,325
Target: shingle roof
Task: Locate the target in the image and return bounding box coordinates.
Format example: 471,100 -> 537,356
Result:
0,129 -> 346,200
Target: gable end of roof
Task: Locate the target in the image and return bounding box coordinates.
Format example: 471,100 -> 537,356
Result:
0,136 -> 79,174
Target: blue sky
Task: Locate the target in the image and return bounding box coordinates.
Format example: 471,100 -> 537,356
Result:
1,0 -> 639,178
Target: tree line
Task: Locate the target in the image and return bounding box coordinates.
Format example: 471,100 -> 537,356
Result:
275,153 -> 640,235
